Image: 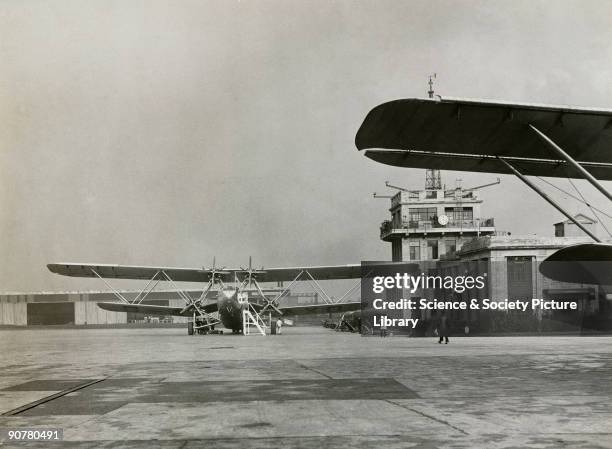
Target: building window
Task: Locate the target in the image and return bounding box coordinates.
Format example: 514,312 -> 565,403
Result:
409,245 -> 421,261
427,240 -> 439,259
425,190 -> 437,199
444,207 -> 473,222
445,207 -> 459,221
409,207 -> 437,224
555,223 -> 564,237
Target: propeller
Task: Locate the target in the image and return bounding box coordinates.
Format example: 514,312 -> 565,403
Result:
247,256 -> 253,287
209,256 -> 216,283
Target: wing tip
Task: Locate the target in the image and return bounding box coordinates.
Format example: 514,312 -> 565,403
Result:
47,263 -> 62,274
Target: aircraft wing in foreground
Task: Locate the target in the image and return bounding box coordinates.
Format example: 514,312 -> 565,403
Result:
538,243 -> 612,285
356,96 -> 612,180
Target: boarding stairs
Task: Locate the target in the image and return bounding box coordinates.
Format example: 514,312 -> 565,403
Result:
242,305 -> 267,336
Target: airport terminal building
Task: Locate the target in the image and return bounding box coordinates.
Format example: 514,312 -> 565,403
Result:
378,172 -> 611,333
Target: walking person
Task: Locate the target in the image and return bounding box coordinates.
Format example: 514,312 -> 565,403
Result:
438,312 -> 450,344
276,318 -> 283,335
380,320 -> 387,337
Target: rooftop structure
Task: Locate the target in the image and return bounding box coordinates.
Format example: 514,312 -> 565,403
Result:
554,213 -> 598,238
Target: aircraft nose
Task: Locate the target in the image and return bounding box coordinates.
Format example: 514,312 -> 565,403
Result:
222,289 -> 236,299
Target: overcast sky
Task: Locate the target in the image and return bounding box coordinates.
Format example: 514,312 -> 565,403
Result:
2,0 -> 612,291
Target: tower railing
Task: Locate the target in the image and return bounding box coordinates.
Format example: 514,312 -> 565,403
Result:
381,218 -> 496,236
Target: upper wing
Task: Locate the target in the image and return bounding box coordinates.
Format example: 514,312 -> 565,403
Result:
47,263 -> 220,282
275,301 -> 361,316
248,264 -> 362,282
356,97 -> 612,179
97,301 -> 218,317
364,149 -> 612,180
48,262 -> 410,283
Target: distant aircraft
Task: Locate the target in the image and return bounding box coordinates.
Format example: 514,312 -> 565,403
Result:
47,260 -> 405,334
355,96 -> 612,285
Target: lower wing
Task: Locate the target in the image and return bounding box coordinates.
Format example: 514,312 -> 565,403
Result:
275,301 -> 361,316
97,301 -> 218,317
539,243 -> 612,284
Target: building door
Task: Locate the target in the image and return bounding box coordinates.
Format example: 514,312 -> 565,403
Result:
392,240 -> 403,261
507,256 -> 534,301
27,302 -> 75,325
427,240 -> 439,260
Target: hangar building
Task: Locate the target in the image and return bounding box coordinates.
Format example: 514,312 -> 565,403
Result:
0,289 -> 318,327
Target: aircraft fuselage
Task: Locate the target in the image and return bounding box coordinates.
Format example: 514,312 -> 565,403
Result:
216,288 -> 248,332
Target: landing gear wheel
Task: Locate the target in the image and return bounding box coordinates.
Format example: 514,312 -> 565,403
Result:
188,322 -> 194,335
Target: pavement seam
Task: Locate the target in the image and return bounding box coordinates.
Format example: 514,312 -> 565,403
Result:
384,399 -> 469,436
1,378 -> 108,416
52,434 -> 457,443
294,361 -> 334,379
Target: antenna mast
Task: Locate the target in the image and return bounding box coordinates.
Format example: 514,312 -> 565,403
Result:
425,74 -> 442,190
428,73 -> 436,99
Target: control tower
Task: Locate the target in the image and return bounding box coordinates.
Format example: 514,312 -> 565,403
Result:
376,170 -> 499,261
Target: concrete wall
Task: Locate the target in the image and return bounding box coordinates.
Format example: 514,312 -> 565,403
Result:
0,290 -> 206,326
452,235 -> 594,302
0,301 -> 27,325
74,301 -> 126,325
0,296 -> 128,326
400,235 -> 479,262
169,299 -> 188,323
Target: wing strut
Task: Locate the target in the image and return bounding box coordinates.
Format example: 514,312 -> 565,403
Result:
260,268 -> 374,316
90,269 -> 131,303
132,271 -> 161,304
497,157 -> 601,242
529,124 -> 612,202
158,270 -> 218,325
89,265 -> 219,325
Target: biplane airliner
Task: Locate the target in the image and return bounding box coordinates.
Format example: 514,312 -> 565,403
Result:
47,260 -> 399,334
355,96 -> 612,284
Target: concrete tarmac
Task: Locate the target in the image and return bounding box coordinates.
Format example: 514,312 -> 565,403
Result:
0,327 -> 611,448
